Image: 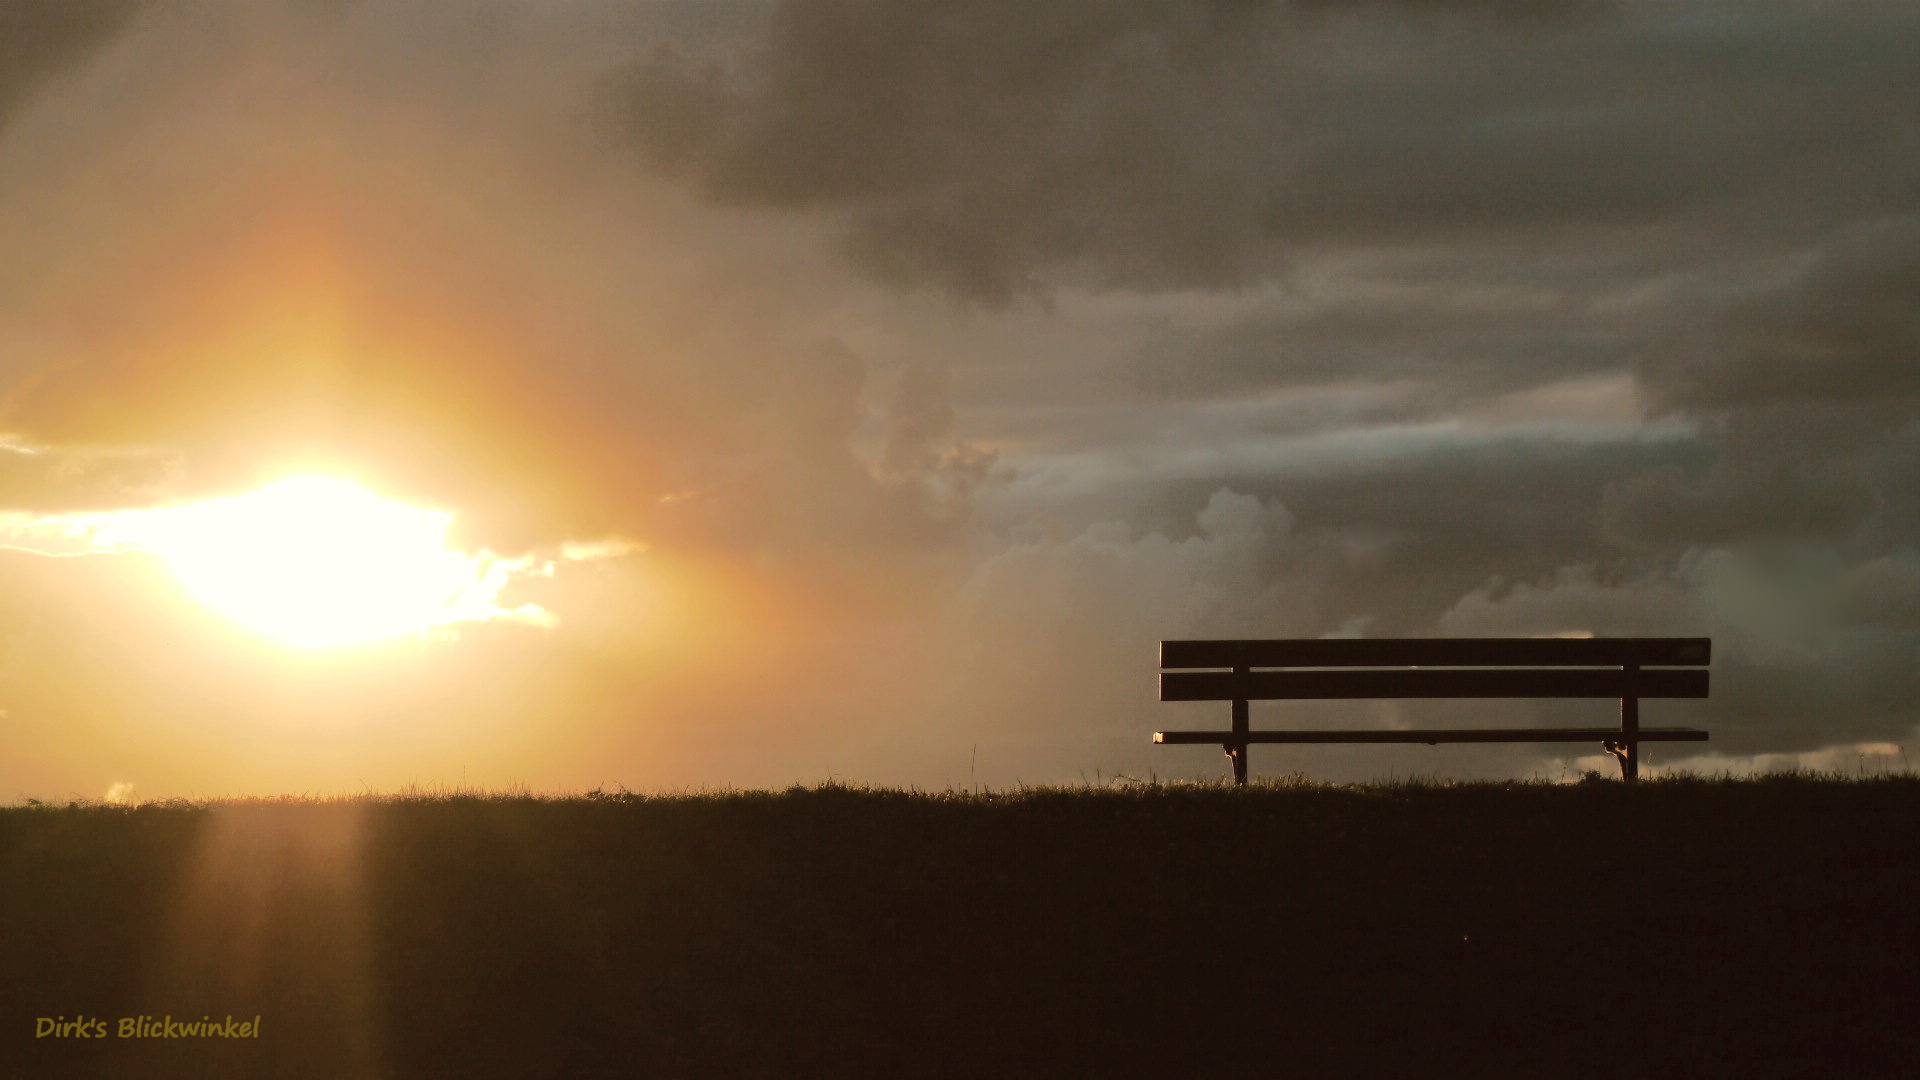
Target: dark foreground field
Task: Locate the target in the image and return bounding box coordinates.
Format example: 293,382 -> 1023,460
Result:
3,776 -> 1917,1078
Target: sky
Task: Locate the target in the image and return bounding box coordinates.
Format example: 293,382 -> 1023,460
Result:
0,0 -> 1915,798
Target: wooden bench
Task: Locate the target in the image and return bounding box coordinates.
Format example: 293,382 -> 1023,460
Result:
1154,637 -> 1710,783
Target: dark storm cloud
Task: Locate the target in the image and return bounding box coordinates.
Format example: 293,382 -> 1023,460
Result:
1379,233 -> 1920,760
0,0 -> 143,132
1638,226 -> 1920,418
1437,544 -> 1920,758
604,0 -> 1624,302
608,0 -> 1918,302
604,0 -> 1294,301
1121,285 -> 1632,406
1161,436 -> 1700,630
1608,226 -> 1920,549
1840,554 -> 1920,632
1603,456 -> 1880,549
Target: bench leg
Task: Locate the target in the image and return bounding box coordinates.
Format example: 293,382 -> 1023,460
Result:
1230,690 -> 1250,786
1620,685 -> 1640,781
1602,739 -> 1639,781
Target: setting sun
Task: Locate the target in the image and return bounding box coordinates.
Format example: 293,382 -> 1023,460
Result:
90,476 -> 548,648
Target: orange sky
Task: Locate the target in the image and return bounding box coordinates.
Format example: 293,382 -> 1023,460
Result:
2,0 -> 1916,799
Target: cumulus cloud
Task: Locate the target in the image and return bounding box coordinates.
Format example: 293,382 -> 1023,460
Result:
1438,563 -> 1700,640
887,487 -> 1370,779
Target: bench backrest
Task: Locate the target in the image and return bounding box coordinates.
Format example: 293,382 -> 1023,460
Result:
1159,638 -> 1710,702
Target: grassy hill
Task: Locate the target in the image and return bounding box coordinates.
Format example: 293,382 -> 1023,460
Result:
4,775 -> 1917,1077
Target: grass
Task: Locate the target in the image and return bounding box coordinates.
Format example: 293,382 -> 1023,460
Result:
4,774 -> 1918,1077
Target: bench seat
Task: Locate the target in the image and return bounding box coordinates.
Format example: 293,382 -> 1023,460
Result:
1154,727 -> 1709,745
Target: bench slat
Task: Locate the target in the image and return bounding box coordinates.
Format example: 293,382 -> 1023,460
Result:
1153,727 -> 1710,745
1160,668 -> 1708,702
1160,637 -> 1711,670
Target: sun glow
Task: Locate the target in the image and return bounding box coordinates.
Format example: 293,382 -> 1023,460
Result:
89,476 -> 550,648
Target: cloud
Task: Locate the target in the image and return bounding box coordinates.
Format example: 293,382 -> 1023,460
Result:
1637,226 -> 1920,417
616,1 -> 1304,300
1438,563 -> 1700,640
1438,546 -> 1920,754
607,1 -> 1918,302
1608,225 -> 1920,549
1645,740 -> 1914,780
0,0 -> 143,133
895,487 -> 1342,778
0,440 -> 176,513
1603,458 -> 1879,548
1838,553 -> 1920,632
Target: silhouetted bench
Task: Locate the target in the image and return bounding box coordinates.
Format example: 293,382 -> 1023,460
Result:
1154,637 -> 1710,783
